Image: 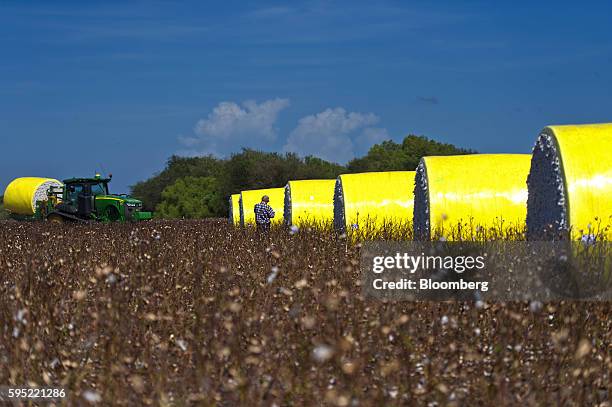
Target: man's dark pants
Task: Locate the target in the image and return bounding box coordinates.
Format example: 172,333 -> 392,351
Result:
257,222 -> 270,234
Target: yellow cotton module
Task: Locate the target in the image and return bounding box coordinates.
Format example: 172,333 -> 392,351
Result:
334,171 -> 415,233
228,194 -> 241,225
239,187 -> 285,226
3,177 -> 63,216
527,123 -> 612,240
284,179 -> 336,227
414,154 -> 531,240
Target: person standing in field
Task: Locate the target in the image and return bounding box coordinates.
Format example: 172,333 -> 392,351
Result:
254,195 -> 275,233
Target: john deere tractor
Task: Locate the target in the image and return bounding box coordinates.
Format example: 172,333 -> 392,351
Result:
36,175 -> 152,223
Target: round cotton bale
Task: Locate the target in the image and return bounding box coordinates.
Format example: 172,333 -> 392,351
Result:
228,194 -> 241,225
239,187 -> 285,226
414,154 -> 531,240
527,123 -> 612,240
284,179 -> 336,227
3,177 -> 63,216
333,171 -> 415,233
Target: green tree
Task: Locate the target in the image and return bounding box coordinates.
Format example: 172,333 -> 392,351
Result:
347,135 -> 474,172
131,155 -> 223,211
301,156 -> 346,179
215,149 -> 346,203
155,176 -> 222,219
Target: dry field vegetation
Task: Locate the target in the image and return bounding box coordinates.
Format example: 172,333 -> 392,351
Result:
0,220 -> 610,406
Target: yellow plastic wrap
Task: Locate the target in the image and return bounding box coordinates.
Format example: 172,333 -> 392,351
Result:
527,123 -> 612,240
415,154 -> 531,240
240,187 -> 285,226
228,194 -> 241,225
3,177 -> 63,216
334,171 -> 415,233
284,180 -> 336,226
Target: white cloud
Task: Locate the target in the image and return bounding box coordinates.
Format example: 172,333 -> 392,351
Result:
283,107 -> 383,163
180,98 -> 290,156
179,101 -> 389,160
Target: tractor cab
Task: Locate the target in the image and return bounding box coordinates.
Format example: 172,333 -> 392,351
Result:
65,178 -> 109,202
45,174 -> 152,223
63,176 -> 110,207
57,176 -> 110,219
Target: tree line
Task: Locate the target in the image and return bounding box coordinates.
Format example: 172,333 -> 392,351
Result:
130,135 -> 474,218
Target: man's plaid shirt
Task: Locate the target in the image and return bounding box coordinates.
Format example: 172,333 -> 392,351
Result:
254,202 -> 275,224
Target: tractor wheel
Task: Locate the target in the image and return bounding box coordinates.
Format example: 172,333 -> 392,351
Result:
47,214 -> 65,224
106,206 -> 120,222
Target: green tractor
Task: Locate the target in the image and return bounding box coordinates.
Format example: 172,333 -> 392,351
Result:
38,174 -> 152,223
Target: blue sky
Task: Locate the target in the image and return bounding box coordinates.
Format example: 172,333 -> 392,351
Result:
1,1 -> 611,193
